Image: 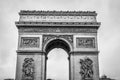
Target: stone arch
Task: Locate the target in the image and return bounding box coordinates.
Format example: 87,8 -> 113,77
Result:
44,38 -> 71,80
43,38 -> 72,54
15,10 -> 100,80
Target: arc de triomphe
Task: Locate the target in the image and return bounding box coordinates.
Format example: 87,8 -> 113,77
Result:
15,10 -> 101,80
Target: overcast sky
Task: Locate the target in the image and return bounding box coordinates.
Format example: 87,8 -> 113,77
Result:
0,0 -> 120,80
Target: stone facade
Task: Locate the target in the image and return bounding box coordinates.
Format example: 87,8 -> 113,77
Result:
15,10 -> 100,80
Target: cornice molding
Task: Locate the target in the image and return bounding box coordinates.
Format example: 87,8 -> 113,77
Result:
16,50 -> 44,53
15,22 -> 100,28
70,51 -> 99,55
19,10 -> 97,16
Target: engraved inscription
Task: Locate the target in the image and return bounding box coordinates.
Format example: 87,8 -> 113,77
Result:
20,37 -> 39,48
76,38 -> 95,48
80,57 -> 93,80
22,58 -> 34,80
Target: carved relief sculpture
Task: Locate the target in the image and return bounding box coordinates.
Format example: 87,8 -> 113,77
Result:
20,37 -> 39,48
80,57 -> 94,80
43,35 -> 73,47
22,58 -> 34,80
76,38 -> 95,48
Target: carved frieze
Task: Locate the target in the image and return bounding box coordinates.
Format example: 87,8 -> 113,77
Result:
19,16 -> 96,22
19,27 -> 97,33
22,58 -> 34,80
20,37 -> 40,48
80,57 -> 93,80
19,10 -> 97,22
76,38 -> 95,48
43,35 -> 73,47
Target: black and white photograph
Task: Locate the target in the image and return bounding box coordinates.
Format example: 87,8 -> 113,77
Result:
0,0 -> 120,80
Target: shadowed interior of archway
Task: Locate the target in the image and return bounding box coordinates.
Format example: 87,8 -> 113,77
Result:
45,39 -> 71,54
45,39 -> 70,80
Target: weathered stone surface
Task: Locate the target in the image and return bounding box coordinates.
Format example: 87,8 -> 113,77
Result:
19,10 -> 97,16
15,10 -> 100,80
20,37 -> 40,48
16,22 -> 100,28
70,52 -> 99,80
22,58 -> 34,80
76,37 -> 95,48
19,10 -> 97,22
19,27 -> 98,33
42,35 -> 73,48
18,35 -> 42,51
15,54 -> 46,80
79,57 -> 93,80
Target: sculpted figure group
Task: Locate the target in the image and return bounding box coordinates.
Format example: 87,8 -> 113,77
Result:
22,58 -> 34,80
80,57 -> 94,80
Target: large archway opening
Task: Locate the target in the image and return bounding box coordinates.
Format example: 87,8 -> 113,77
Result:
45,39 -> 71,80
47,48 -> 69,80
